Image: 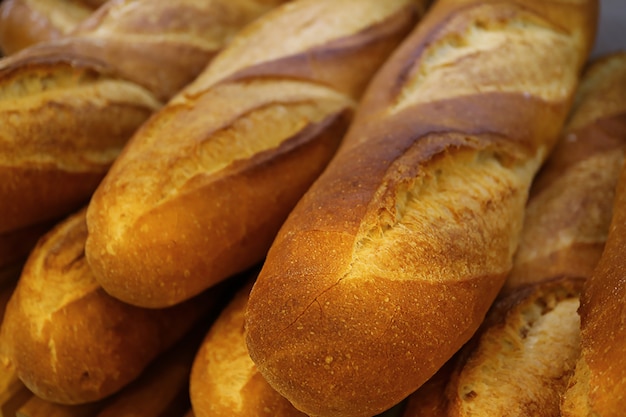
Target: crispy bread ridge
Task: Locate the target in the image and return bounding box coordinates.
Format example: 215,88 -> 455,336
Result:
0,0 -> 286,234
85,0 -> 425,307
0,209 -> 220,404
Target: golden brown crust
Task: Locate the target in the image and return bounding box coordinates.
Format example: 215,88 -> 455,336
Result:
85,0 -> 423,308
245,1 -> 597,416
190,280 -> 307,417
562,106 -> 626,415
0,208 -> 221,404
0,0 -> 286,235
503,52 -> 626,293
404,278 -> 583,417
403,52 -> 626,417
0,0 -> 94,55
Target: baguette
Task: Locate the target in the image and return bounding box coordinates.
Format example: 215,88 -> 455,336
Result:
402,51 -> 626,417
405,278 -> 583,417
503,52 -> 626,294
244,1 -> 597,416
190,280 -> 306,417
561,57 -> 626,416
0,0 -> 286,235
0,208 -> 227,404
0,0 -> 96,54
85,0 -> 425,308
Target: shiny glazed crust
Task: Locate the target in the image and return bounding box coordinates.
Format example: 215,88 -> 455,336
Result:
85,0 -> 424,308
245,0 -> 598,416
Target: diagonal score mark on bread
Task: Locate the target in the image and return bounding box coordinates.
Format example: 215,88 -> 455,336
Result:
392,3 -> 582,113
102,80 -> 353,245
455,281 -> 582,415
0,60 -> 160,170
348,145 -> 542,283
86,0 -> 422,307
184,0 -> 415,95
342,2 -> 589,283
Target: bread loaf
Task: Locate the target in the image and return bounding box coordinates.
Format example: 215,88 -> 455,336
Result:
401,51 -> 626,417
190,280 -> 307,417
85,0 -> 425,308
0,208 -> 225,404
405,278 -> 583,417
244,0 -> 597,416
0,0 -> 96,54
0,0 -> 286,235
561,55 -> 626,417
503,52 -> 626,294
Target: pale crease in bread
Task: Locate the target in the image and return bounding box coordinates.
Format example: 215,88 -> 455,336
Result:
392,3 -> 582,113
349,147 -> 542,284
100,80 -> 353,246
86,0 -> 422,307
187,0 -> 419,93
456,288 -> 581,416
0,62 -> 161,170
244,1 -> 597,416
509,150 -> 622,282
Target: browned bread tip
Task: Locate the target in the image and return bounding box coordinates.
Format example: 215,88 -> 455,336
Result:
190,280 -> 307,417
244,0 -> 598,416
0,0 -> 287,236
0,208 -> 224,404
85,0 -> 425,308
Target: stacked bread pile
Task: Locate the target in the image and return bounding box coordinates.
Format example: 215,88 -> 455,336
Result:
0,0 -> 624,417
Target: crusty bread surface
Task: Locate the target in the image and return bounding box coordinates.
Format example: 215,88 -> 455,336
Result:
401,51 -> 626,417
244,0 -> 598,416
561,55 -> 626,414
85,0 -> 424,308
0,0 -> 95,54
0,0 -> 286,235
0,208 -> 222,404
504,52 -> 626,294
190,280 -> 307,417
405,278 -> 583,417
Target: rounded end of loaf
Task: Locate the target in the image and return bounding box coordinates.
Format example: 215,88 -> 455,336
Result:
245,228 -> 506,417
85,84 -> 353,309
1,209 -> 213,404
190,281 -> 306,417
